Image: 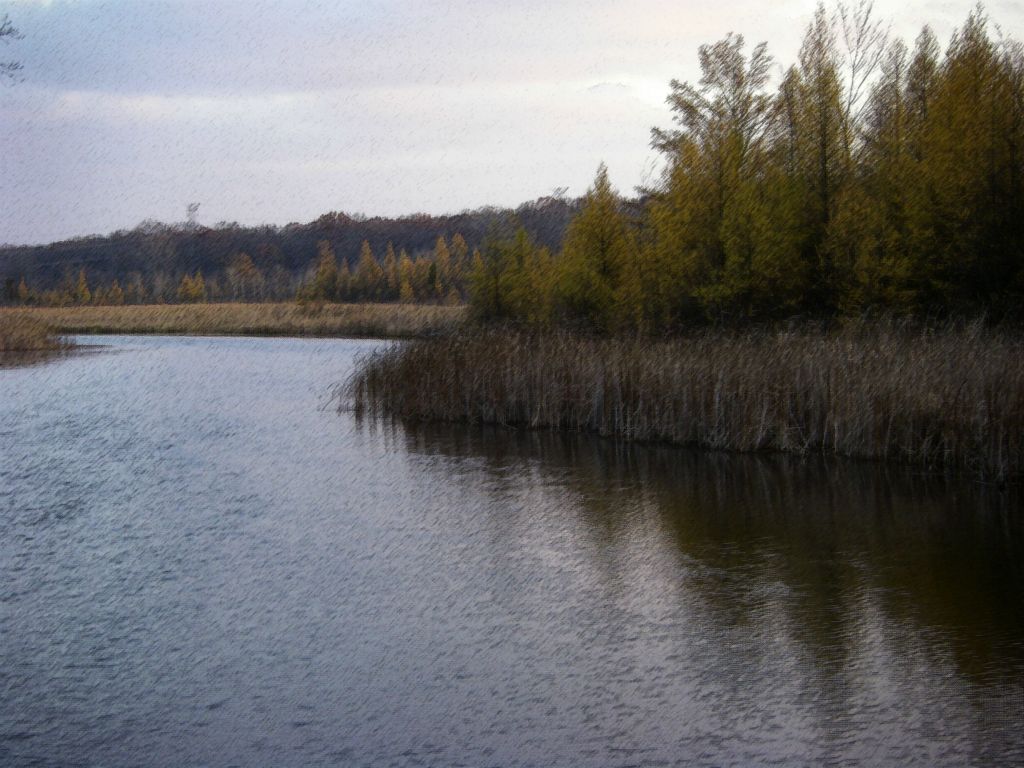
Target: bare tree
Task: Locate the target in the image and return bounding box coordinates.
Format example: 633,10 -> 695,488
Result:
1,13 -> 23,84
835,1 -> 889,156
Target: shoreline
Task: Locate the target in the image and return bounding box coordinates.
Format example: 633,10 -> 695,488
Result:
0,303 -> 466,340
349,327 -> 1024,481
0,312 -> 73,356
54,329 -> 416,340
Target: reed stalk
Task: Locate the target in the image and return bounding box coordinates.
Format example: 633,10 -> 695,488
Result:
0,313 -> 68,353
349,322 -> 1024,480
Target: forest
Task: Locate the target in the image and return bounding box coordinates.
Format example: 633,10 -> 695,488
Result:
0,198 -> 578,307
5,4 -> 1022,331
471,4 -> 1024,330
349,3 -> 1024,480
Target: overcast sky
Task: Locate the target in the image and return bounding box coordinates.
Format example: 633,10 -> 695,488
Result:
1,0 -> 1021,245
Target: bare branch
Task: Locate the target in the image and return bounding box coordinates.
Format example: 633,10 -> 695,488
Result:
1,13 -> 24,85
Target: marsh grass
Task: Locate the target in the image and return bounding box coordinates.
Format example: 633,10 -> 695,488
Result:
1,302 -> 466,339
0,313 -> 69,353
349,322 -> 1024,480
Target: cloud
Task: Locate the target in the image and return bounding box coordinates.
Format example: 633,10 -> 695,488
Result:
2,0 -> 1023,243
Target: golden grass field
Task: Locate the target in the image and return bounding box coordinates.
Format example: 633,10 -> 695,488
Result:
1,302 -> 467,339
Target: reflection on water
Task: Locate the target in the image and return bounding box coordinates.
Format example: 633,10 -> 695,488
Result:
0,348 -> 79,369
402,423 -> 1024,667
2,336 -> 1022,767
395,422 -> 1024,765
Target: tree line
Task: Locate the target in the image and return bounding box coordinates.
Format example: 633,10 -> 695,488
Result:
7,4 -> 1020,325
471,3 -> 1024,331
9,235 -> 479,307
1,199 -> 578,306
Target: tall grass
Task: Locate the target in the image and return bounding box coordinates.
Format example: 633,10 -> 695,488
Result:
1,302 -> 465,339
0,313 -> 68,353
349,323 -> 1024,480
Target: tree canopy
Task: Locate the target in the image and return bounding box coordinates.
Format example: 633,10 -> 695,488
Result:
470,3 -> 1024,332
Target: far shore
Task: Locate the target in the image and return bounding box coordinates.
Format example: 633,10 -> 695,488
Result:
0,303 -> 466,340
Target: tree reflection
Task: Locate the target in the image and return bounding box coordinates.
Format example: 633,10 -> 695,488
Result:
384,418 -> 1024,688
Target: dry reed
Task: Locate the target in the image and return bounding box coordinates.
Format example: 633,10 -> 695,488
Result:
1,302 -> 465,339
0,313 -> 68,353
349,323 -> 1024,480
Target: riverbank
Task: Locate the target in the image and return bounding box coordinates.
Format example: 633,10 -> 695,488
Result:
0,313 -> 69,353
349,324 -> 1024,480
1,302 -> 466,339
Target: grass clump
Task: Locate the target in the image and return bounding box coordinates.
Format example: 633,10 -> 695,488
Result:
0,312 -> 68,353
349,322 -> 1024,480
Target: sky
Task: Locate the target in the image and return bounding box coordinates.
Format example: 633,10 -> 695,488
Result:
1,0 -> 1021,245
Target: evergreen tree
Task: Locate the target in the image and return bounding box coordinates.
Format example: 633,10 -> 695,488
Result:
226,253 -> 264,301
354,240 -> 384,300
398,250 -> 415,303
383,242 -> 399,300
433,235 -> 452,299
177,273 -> 194,303
469,239 -> 502,321
107,279 -> 125,306
311,240 -> 339,301
176,271 -> 206,303
450,233 -> 470,293
649,32 -> 778,321
412,254 -> 432,300
75,269 -> 91,305
192,270 -> 207,302
337,258 -> 352,301
556,164 -> 633,331
916,9 -> 1024,309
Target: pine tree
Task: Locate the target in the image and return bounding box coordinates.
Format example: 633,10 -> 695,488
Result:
71,269 -> 90,305
556,164 -> 633,331
832,37 -> 916,310
177,274 -> 195,303
650,32 -> 777,322
337,258 -> 352,301
354,240 -> 384,300
468,244 -> 501,321
107,279 -> 125,306
398,250 -> 415,303
383,242 -> 399,300
412,254 -> 432,300
226,253 -> 263,301
433,235 -> 451,299
450,233 -> 470,294
192,270 -> 207,302
177,272 -> 206,303
311,240 -> 339,301
125,272 -> 146,304
915,9 -> 1024,310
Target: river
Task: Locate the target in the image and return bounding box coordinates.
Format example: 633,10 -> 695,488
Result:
2,335 -> 1022,767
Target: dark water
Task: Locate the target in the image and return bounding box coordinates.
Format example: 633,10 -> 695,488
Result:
2,335 -> 1022,767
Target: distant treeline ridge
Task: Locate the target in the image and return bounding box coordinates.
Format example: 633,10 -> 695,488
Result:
6,3 -> 1023,326
0,199 -> 579,306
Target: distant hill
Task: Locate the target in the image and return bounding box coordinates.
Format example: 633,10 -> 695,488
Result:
0,196 -> 581,301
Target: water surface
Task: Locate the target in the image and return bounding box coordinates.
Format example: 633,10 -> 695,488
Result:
2,335 -> 1022,767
